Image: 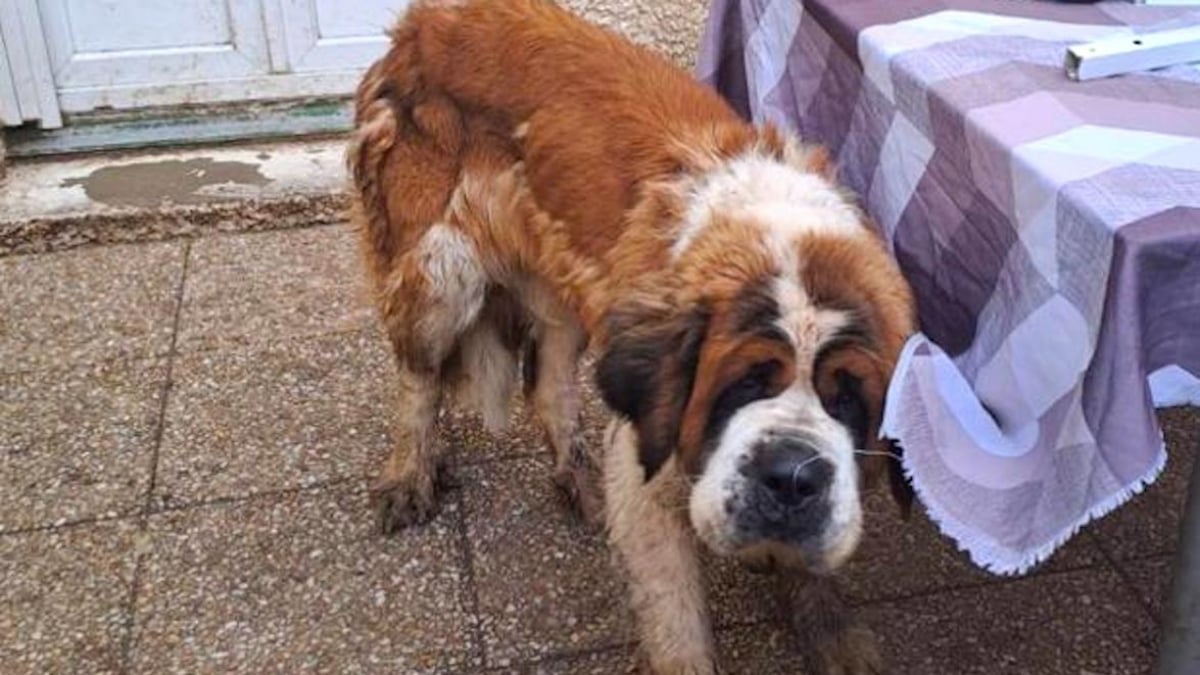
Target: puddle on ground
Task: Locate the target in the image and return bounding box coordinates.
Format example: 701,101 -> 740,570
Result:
62,157 -> 272,208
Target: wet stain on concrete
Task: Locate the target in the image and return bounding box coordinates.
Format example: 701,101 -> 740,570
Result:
62,158 -> 272,208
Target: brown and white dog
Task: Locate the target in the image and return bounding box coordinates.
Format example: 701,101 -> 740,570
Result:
347,1 -> 915,672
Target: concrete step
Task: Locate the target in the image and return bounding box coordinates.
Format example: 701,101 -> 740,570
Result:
0,138 -> 347,257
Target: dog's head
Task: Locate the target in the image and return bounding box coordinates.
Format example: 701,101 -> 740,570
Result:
596,137 -> 914,574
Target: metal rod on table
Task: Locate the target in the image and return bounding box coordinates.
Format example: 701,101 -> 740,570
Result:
1156,433 -> 1200,675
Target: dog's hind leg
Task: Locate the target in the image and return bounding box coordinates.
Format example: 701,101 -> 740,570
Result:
372,363 -> 445,533
372,223 -> 489,534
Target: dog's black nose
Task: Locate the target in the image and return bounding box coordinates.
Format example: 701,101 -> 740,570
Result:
753,438 -> 831,507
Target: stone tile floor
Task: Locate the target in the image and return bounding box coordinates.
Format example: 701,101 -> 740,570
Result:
1,223 -> 1196,674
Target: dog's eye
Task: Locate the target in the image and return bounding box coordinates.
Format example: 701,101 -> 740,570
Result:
833,389 -> 857,417
727,370 -> 766,400
822,369 -> 868,447
725,361 -> 777,404
705,360 -> 780,439
702,360 -> 783,444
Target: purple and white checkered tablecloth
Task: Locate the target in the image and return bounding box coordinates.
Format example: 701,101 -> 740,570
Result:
697,0 -> 1200,574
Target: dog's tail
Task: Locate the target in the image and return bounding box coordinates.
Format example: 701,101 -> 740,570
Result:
346,57 -> 400,271
445,289 -> 532,433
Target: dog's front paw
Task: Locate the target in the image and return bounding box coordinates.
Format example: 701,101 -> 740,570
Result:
812,624 -> 883,675
553,462 -> 604,529
628,647 -> 719,675
370,470 -> 440,534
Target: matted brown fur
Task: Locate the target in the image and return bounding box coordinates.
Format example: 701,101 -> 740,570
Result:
351,0 -> 795,336
347,1 -> 915,673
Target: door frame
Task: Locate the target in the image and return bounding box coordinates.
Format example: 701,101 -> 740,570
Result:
0,0 -> 62,128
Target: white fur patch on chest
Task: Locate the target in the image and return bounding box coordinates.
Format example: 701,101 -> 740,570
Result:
671,152 -> 865,261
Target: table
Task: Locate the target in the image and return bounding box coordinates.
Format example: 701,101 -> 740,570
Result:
696,1 -> 1200,671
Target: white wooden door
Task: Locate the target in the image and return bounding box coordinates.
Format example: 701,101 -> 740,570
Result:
1,0 -> 406,127
38,0 -> 276,112
275,0 -> 401,73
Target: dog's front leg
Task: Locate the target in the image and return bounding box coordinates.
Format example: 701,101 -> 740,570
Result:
604,421 -> 717,675
528,320 -> 603,526
779,573 -> 882,675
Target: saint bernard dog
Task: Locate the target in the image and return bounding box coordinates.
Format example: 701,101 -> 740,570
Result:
347,0 -> 916,672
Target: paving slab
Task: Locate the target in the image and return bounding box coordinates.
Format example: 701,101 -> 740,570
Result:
1092,407 -> 1200,560
174,220 -> 614,470
130,486 -> 476,674
154,331 -> 393,507
0,215 -> 1191,675
504,646 -> 635,674
0,358 -> 166,531
839,487 -> 1105,604
690,480 -> 1106,630
717,622 -> 812,674
501,624 -> 816,675
178,225 -> 373,352
702,552 -> 781,628
862,568 -> 1157,675
460,456 -> 632,667
0,520 -> 139,674
0,241 -> 183,372
1121,555 -> 1173,624
440,403 -> 550,467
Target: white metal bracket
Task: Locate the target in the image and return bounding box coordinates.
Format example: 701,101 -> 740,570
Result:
1065,25 -> 1200,81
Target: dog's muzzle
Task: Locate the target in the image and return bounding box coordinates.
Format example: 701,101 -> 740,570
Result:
737,435 -> 834,545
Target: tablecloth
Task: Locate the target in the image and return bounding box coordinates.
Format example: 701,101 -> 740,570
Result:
697,0 -> 1200,574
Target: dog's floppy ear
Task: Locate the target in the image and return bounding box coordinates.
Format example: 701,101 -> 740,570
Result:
595,296 -> 711,481
816,347 -> 915,520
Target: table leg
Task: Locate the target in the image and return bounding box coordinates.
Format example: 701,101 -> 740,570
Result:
1156,439 -> 1200,675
